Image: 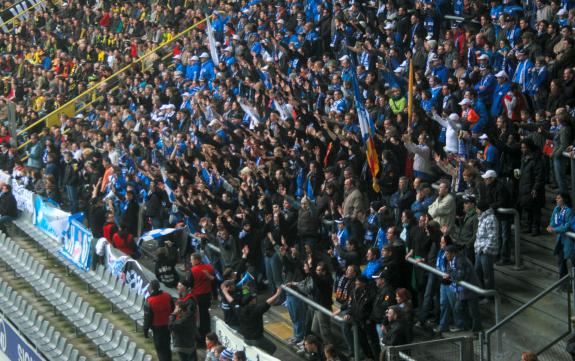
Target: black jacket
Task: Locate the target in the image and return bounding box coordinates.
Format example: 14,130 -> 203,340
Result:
370,285 -> 396,323
0,191 -> 17,218
343,286 -> 374,323
385,319 -> 409,346
517,153 -> 545,208
169,295 -> 197,351
62,161 -> 80,186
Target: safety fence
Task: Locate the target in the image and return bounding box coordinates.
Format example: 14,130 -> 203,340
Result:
483,274 -> 572,361
385,336 -> 475,361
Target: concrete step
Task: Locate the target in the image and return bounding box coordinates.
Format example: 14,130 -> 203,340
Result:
0,258 -> 106,360
7,226 -> 159,360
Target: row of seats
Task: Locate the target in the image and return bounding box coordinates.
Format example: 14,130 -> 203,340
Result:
12,218 -> 147,330
0,231 -> 153,361
0,280 -> 85,361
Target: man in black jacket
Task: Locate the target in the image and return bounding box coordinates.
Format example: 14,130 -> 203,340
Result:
237,288 -> 283,355
170,280 -> 197,361
337,275 -> 376,359
477,170 -> 514,265
370,271 -> 396,356
0,183 -> 17,231
120,190 -> 140,235
62,151 -> 80,213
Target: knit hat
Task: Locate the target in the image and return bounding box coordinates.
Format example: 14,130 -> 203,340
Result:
220,349 -> 234,361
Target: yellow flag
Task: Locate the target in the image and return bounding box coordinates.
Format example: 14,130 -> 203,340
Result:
407,59 -> 414,126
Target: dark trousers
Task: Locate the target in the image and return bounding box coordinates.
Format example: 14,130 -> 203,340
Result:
177,351 -> 197,361
498,218 -> 512,262
152,326 -> 172,361
196,293 -> 212,340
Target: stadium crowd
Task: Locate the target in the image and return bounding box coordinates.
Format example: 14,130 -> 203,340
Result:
1,0 -> 575,359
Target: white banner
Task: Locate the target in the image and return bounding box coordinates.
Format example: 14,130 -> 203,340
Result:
206,16 -> 220,66
211,317 -> 281,361
0,170 -> 9,184
11,179 -> 34,215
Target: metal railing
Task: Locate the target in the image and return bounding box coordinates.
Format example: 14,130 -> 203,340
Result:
280,285 -> 360,361
17,14 -> 214,151
496,208 -> 523,270
407,256 -> 501,359
0,0 -> 52,31
562,151 -> 575,204
385,335 -> 475,361
430,184 -> 523,270
483,273 -> 572,361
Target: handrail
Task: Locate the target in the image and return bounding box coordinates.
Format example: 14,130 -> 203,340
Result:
385,335 -> 474,361
406,257 -> 502,355
483,272 -> 572,360
17,14 -> 215,138
430,183 -> 523,270
485,274 -> 569,335
406,257 -> 498,297
281,284 -> 360,361
497,208 -> 523,270
563,151 -> 575,207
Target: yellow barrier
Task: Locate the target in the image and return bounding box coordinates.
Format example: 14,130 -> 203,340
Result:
17,15 -> 213,144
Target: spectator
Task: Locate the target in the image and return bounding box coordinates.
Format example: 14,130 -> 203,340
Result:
0,183 -> 17,228
474,201 -> 499,294
548,193 -> 574,279
428,181 -> 457,233
517,138 -> 546,236
188,253 -> 215,343
170,281 -> 198,361
204,333 -> 221,361
444,245 -> 482,332
144,279 -> 175,361
237,288 -> 283,355
112,223 -> 136,257
303,335 -> 324,361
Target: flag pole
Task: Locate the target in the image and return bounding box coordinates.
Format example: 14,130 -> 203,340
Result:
407,59 -> 414,128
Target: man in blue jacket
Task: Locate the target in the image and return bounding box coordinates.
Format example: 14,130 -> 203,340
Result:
491,70 -> 511,118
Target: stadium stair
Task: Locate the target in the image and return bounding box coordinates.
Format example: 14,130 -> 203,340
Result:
1,224 -> 158,360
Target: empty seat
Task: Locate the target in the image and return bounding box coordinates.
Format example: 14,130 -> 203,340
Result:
74,307 -> 96,332
86,318 -> 109,340
79,312 -> 102,335
98,330 -> 122,356
67,299 -> 89,324
105,336 -> 129,359
90,322 -> 114,347
43,336 -> 67,359
114,341 -> 137,361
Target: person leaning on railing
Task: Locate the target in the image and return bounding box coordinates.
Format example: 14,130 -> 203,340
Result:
0,183 -> 17,231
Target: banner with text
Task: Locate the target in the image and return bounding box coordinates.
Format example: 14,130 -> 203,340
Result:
121,260 -> 150,298
0,313 -> 45,361
105,243 -> 130,277
12,178 -> 34,216
34,196 -> 70,242
60,219 -> 92,271
212,317 -> 280,361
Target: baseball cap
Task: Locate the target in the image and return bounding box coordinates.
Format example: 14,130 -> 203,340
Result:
481,170 -> 498,179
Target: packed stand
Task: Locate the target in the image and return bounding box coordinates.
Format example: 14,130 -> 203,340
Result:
2,0 -> 575,360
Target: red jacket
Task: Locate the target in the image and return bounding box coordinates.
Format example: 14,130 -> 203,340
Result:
112,232 -> 135,256
145,291 -> 174,328
190,263 -> 214,297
